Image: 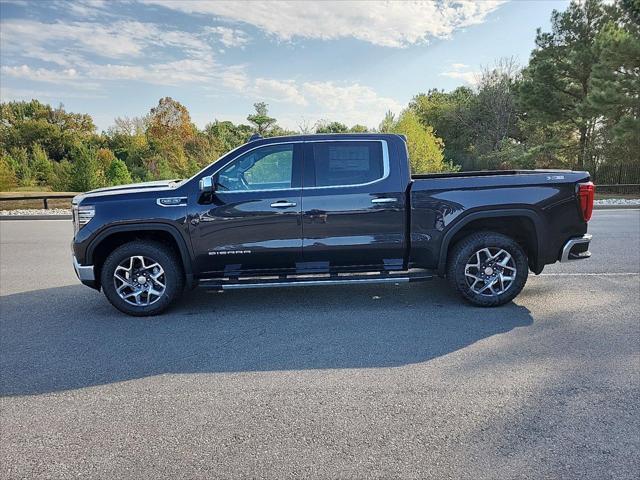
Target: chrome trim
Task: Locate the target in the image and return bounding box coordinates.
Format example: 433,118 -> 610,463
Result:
371,198 -> 397,204
73,255 -> 95,282
221,277 -> 410,290
270,201 -> 297,208
156,197 -> 187,207
560,234 -> 592,262
216,187 -> 301,194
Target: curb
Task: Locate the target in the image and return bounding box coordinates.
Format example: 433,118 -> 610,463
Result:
0,215 -> 72,220
593,205 -> 640,210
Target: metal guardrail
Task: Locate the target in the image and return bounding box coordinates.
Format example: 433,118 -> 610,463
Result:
0,193 -> 76,209
596,184 -> 640,195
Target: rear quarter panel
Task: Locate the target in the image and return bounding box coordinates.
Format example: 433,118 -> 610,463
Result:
409,172 -> 590,271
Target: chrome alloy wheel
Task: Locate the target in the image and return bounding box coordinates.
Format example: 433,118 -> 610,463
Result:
113,255 -> 166,306
464,247 -> 517,296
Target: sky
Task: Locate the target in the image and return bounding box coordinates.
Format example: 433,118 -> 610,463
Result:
0,0 -> 570,132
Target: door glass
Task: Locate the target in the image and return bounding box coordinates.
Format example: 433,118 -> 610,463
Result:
312,142 -> 384,187
217,144 -> 293,191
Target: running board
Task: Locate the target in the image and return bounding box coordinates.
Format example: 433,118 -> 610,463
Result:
199,272 -> 433,290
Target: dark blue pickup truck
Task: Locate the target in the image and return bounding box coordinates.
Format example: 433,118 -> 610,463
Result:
71,133 -> 594,316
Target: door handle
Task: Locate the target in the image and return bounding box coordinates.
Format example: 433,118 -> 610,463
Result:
371,198 -> 397,204
270,201 -> 297,208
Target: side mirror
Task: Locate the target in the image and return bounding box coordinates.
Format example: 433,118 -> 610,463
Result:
199,176 -> 213,193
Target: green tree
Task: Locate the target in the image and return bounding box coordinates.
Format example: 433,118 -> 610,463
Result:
378,110 -> 396,133
349,124 -> 369,133
30,143 -> 54,187
315,121 -> 349,133
204,120 -> 252,153
588,0 -> 640,170
409,87 -> 474,167
390,110 -> 451,173
0,156 -> 17,190
247,102 -> 276,136
70,145 -> 103,192
106,158 -> 133,186
0,100 -> 96,162
519,0 -> 611,168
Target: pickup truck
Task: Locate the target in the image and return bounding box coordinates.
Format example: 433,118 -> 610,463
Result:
71,133 -> 594,316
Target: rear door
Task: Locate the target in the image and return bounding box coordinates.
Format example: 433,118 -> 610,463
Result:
301,139 -> 406,271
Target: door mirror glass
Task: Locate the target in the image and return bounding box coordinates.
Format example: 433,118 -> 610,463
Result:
199,175 -> 213,193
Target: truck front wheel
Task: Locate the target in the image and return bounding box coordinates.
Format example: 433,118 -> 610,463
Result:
447,232 -> 528,307
100,241 -> 184,316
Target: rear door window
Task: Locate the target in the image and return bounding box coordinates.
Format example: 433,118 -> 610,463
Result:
309,141 -> 384,187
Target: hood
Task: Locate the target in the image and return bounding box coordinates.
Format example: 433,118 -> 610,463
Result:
73,179 -> 181,203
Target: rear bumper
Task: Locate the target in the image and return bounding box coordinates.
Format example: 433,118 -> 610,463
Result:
560,234 -> 592,262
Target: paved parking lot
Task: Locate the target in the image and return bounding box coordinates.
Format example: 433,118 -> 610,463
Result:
1,210 -> 639,479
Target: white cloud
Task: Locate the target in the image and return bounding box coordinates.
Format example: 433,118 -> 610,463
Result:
206,26 -> 250,48
1,64 -> 101,89
253,78 -> 307,106
0,17 -> 250,89
450,63 -> 469,70
440,64 -> 479,85
0,20 -> 154,59
141,0 -> 505,47
0,86 -> 106,101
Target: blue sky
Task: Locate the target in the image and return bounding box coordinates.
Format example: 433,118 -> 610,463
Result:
0,0 -> 569,131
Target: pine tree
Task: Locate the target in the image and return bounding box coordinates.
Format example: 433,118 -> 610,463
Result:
106,158 -> 133,186
247,102 -> 276,136
588,0 -> 640,169
70,145 -> 103,192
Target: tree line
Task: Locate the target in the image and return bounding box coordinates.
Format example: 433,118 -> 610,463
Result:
0,0 -> 637,192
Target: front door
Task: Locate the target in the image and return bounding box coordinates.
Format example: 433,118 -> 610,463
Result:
190,143 -> 303,276
301,139 -> 406,271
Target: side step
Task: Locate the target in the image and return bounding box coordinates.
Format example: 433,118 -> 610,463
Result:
199,271 -> 434,291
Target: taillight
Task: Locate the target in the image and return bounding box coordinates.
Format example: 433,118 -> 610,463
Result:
578,182 -> 595,222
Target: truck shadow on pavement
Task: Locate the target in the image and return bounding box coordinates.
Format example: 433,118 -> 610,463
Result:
1,280 -> 533,396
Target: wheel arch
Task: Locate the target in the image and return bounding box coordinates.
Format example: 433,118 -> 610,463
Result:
86,223 -> 195,289
437,209 -> 545,276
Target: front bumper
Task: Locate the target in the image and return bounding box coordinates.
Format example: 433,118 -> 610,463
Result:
560,234 -> 592,262
73,254 -> 95,282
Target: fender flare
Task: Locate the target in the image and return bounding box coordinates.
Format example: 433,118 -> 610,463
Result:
86,222 -> 195,287
436,208 -> 546,275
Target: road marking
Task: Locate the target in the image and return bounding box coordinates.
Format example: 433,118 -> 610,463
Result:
537,272 -> 639,276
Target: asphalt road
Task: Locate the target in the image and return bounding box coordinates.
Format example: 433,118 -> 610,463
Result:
1,210 -> 639,479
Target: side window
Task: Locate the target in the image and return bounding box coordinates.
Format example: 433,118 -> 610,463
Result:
217,144 -> 294,191
311,141 -> 384,187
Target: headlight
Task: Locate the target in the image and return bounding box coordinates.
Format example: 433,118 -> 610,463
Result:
73,205 -> 95,232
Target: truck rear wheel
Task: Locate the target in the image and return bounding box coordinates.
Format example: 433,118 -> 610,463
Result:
100,241 -> 184,316
447,232 -> 528,307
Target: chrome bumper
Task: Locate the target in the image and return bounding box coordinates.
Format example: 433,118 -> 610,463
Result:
73,255 -> 95,282
560,234 -> 592,262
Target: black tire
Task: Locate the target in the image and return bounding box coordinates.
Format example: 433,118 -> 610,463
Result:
446,231 -> 528,307
100,241 -> 184,316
